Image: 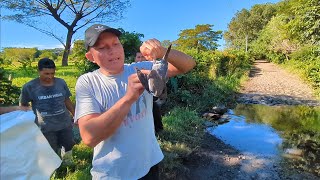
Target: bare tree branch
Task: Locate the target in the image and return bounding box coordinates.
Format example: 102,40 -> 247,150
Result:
63,0 -> 77,14
58,5 -> 67,16
82,2 -> 106,19
27,23 -> 66,47
1,0 -> 130,66
34,0 -> 47,8
79,0 -> 86,12
69,0 -> 79,14
56,0 -> 64,9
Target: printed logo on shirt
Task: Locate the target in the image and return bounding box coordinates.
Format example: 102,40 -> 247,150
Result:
38,93 -> 63,100
123,109 -> 146,126
123,94 -> 148,127
40,109 -> 65,117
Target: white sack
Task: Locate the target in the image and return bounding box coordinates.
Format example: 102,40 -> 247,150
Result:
0,110 -> 62,180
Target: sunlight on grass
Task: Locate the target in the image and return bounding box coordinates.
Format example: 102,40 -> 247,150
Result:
9,64 -> 79,103
12,77 -> 34,88
157,107 -> 205,176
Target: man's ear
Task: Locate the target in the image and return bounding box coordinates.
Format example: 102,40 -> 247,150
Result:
85,51 -> 95,63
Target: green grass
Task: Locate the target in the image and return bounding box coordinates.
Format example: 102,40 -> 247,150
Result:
8,64 -> 79,103
157,107 -> 205,178
50,142 -> 93,180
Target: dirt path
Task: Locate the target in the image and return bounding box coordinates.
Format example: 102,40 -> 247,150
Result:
180,60 -> 320,180
237,60 -> 319,106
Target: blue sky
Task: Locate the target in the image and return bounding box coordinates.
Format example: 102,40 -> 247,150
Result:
1,0 -> 280,50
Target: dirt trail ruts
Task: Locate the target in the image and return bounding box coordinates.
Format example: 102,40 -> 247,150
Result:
237,60 -> 320,106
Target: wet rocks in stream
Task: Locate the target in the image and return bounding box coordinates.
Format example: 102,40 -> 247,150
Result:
202,105 -> 230,126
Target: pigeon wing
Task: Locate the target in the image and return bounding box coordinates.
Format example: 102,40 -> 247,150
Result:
135,67 -> 150,93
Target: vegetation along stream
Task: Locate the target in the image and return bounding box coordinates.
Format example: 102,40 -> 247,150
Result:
208,104 -> 320,177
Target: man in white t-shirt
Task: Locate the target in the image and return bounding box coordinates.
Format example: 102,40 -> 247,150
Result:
74,24 -> 196,180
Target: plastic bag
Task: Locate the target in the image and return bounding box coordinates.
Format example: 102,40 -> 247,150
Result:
0,110 -> 62,180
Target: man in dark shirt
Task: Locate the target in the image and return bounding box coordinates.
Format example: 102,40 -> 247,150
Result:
20,58 -> 75,156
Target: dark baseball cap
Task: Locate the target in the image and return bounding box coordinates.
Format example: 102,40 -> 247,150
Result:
85,24 -> 122,50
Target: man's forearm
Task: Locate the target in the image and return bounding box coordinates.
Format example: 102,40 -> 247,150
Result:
0,106 -> 19,114
78,96 -> 134,147
165,49 -> 196,77
0,106 -> 31,115
65,98 -> 75,116
167,49 -> 195,73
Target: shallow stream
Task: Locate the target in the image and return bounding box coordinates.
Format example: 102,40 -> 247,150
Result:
208,104 -> 320,177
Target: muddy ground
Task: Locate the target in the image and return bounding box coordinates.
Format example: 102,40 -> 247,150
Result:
175,60 -> 320,180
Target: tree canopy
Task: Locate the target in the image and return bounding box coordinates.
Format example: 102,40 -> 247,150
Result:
1,0 -> 130,66
278,0 -> 320,45
118,28 -> 144,60
175,24 -> 222,51
224,3 -> 277,51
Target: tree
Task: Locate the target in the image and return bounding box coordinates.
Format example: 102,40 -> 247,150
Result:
71,39 -> 95,74
278,0 -> 320,45
1,0 -> 130,66
224,9 -> 251,51
248,4 -> 277,38
71,40 -> 86,58
69,39 -> 86,64
161,40 -> 172,48
224,4 -> 277,51
175,24 -> 222,51
39,50 -> 58,60
118,28 -> 144,62
3,47 -> 39,71
250,15 -> 298,62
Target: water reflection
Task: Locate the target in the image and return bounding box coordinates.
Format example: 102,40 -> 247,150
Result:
208,104 -> 320,176
233,104 -> 320,133
208,112 -> 283,155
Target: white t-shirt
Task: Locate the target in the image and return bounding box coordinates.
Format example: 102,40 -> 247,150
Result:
75,62 -> 164,180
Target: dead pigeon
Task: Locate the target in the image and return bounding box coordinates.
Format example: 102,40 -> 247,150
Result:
136,44 -> 172,100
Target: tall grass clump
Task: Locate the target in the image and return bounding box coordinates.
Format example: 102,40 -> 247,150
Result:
158,107 -> 205,179
51,142 -> 93,180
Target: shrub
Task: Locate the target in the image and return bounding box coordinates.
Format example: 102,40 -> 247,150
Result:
284,45 -> 320,96
165,49 -> 251,113
0,59 -> 21,105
